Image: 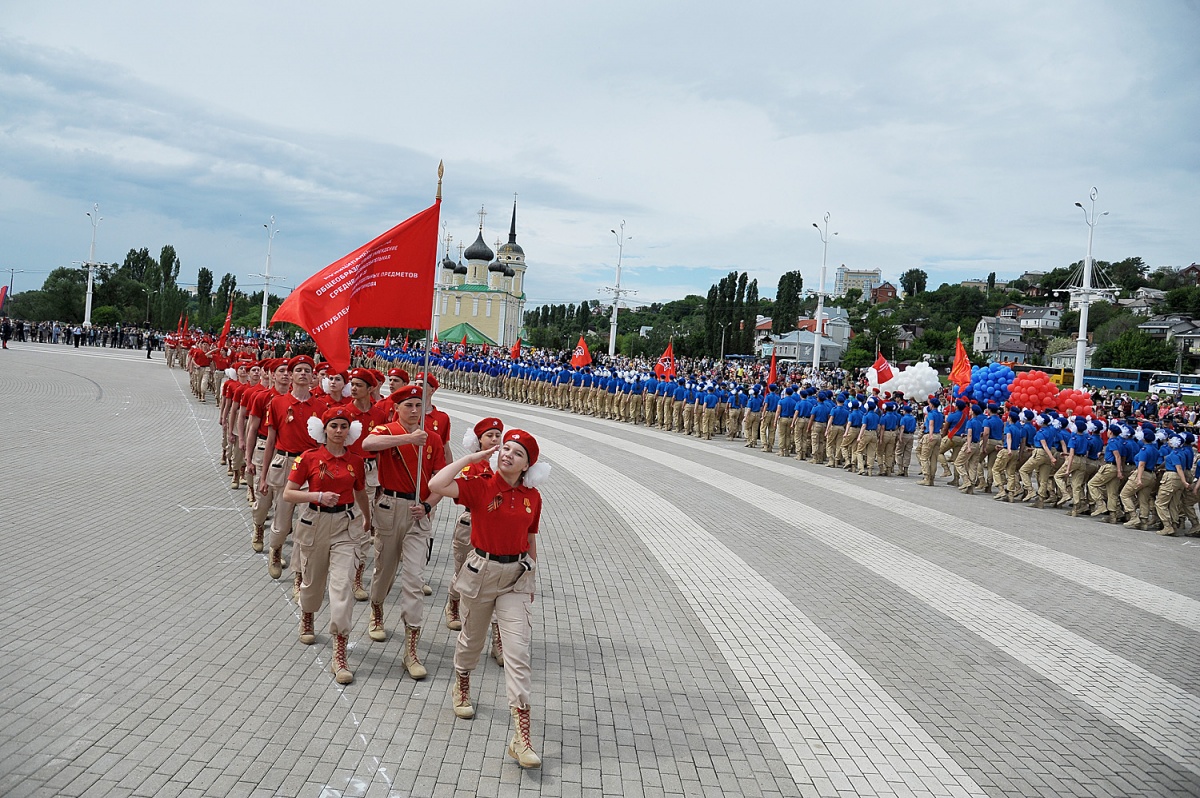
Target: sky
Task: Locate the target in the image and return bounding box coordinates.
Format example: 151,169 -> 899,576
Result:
1,1 -> 1198,312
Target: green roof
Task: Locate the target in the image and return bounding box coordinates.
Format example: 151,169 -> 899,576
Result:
438,322 -> 498,347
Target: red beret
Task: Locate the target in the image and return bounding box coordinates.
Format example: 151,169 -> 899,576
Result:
348,367 -> 378,387
391,385 -> 423,403
474,417 -> 503,439
414,372 -> 439,389
314,361 -> 332,373
504,428 -> 539,465
288,355 -> 315,371
321,405 -> 354,425
387,368 -> 410,382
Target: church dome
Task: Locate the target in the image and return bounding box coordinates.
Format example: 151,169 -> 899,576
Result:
503,264 -> 515,277
453,260 -> 468,275
488,257 -> 506,273
464,231 -> 494,262
442,255 -> 456,270
498,241 -> 525,258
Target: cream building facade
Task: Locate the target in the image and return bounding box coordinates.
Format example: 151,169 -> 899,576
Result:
437,201 -> 527,347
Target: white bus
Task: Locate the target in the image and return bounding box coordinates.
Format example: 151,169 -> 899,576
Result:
1147,372 -> 1200,397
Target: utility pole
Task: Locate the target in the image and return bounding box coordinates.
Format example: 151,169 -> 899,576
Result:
603,221 -> 636,357
83,204 -> 102,327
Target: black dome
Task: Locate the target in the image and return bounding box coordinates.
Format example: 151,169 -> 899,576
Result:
464,231 -> 494,262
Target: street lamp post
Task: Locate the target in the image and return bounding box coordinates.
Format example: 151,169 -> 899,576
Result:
606,221 -> 634,357
144,288 -> 158,323
1072,188 -> 1107,391
84,204 -> 102,328
811,212 -> 837,374
718,321 -> 730,361
260,216 -> 280,333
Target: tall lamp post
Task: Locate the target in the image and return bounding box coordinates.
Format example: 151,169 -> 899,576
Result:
259,216 -> 280,333
718,321 -> 730,361
605,221 -> 634,357
811,212 -> 836,374
144,288 -> 158,323
84,204 -> 102,328
1071,188 -> 1107,391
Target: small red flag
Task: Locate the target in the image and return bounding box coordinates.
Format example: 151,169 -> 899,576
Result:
510,337 -> 522,360
402,334 -> 409,352
950,337 -> 972,392
176,314 -> 182,335
384,330 -> 391,349
182,314 -> 189,334
481,343 -> 489,355
570,335 -> 592,368
767,348 -> 778,387
431,332 -> 440,356
216,298 -> 234,349
271,199 -> 441,372
872,351 -> 894,384
0,285 -> 7,312
655,341 -> 676,379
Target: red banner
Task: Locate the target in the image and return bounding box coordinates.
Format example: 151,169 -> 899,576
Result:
384,330 -> 391,349
272,200 -> 441,371
950,337 -> 972,392
767,348 -> 777,387
570,335 -> 592,368
872,351 -> 894,384
510,337 -> 521,360
402,334 -> 409,352
216,299 -> 234,349
655,341 -> 676,379
0,285 -> 8,312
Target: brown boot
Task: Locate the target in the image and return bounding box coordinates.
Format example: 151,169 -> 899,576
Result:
451,670 -> 474,719
331,634 -> 353,684
292,571 -> 302,603
299,612 -> 315,645
368,603 -> 387,641
445,598 -> 463,631
508,706 -> 541,768
403,626 -> 427,680
491,622 -> 505,667
268,547 -> 283,579
230,474 -> 241,490
353,564 -> 368,602
252,525 -> 264,553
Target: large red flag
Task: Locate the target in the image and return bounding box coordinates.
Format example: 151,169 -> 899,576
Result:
0,285 -> 8,312
655,341 -> 676,379
570,335 -> 592,367
950,337 -> 972,392
767,347 -> 778,386
272,200 -> 441,371
216,298 -> 234,349
182,314 -> 189,334
510,337 -> 521,360
872,351 -> 894,384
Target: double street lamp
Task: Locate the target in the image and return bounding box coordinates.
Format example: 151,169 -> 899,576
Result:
260,216 -> 281,333
811,212 -> 837,373
1071,188 -> 1107,391
83,204 -> 102,328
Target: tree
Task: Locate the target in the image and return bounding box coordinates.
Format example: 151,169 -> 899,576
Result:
900,268 -> 927,297
196,267 -> 214,324
1044,337 -> 1075,357
987,272 -> 996,292
214,273 -> 237,321
773,271 -> 804,334
1092,330 -> 1176,371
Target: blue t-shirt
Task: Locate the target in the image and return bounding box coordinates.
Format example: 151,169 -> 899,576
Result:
778,395 -> 797,418
811,401 -> 831,423
924,409 -> 944,434
862,412 -> 880,432
830,404 -> 850,426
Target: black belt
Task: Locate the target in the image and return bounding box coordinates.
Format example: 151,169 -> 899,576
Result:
474,548 -> 523,564
277,450 -> 300,458
257,434 -> 268,440
309,503 -> 352,513
382,488 -> 416,500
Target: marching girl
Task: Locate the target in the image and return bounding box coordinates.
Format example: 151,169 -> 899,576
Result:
429,429 -> 550,769
281,406 -> 372,684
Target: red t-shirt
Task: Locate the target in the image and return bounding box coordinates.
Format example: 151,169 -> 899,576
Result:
366,417 -> 446,499
248,387 -> 279,437
342,400 -> 389,460
192,348 -> 212,367
426,406 -> 451,448
266,393 -> 323,454
454,472 -> 541,555
287,447 -> 365,504
454,459 -> 494,506
213,352 -> 231,370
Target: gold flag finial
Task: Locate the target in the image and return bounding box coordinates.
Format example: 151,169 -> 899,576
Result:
436,160 -> 444,201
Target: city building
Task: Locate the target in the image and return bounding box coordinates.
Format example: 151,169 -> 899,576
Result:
1017,306 -> 1061,332
960,278 -> 1009,293
762,329 -> 846,365
833,266 -> 882,298
973,315 -> 1028,363
870,281 -> 898,304
437,201 -> 528,347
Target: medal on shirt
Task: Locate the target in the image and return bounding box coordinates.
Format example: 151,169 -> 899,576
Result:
524,498 -> 532,514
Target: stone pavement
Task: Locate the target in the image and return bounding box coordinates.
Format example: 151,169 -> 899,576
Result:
1,343 -> 1198,798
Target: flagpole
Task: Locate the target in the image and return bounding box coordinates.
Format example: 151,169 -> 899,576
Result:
414,160 -> 444,498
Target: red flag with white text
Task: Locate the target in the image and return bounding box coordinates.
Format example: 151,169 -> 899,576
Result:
570,335 -> 592,368
271,200 -> 441,371
655,341 -> 676,379
872,351 -> 894,384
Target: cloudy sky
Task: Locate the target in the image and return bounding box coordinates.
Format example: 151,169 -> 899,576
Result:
2,1 -> 1197,311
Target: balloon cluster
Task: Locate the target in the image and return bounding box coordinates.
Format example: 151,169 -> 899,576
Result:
1055,388 -> 1095,418
871,360 -> 942,399
967,362 -> 1015,403
1008,371 -> 1059,411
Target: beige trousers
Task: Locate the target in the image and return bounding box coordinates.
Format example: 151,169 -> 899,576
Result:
296,505 -> 367,636
369,496 -> 432,628
453,551 -> 536,710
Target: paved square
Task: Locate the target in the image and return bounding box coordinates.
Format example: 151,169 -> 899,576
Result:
1,343 -> 1198,797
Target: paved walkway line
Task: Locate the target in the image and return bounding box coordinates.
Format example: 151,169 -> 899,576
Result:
449,397 -> 1200,777
445,408 -> 988,798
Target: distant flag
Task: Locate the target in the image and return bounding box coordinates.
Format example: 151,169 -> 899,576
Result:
216,298 -> 234,349
402,334 -> 409,352
384,330 -> 391,349
481,343 -> 489,355
510,337 -> 522,360
872,351 -> 895,384
0,285 -> 7,312
950,336 -> 972,392
655,341 -> 676,379
767,347 -> 778,387
570,335 -> 592,368
431,332 -> 440,356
